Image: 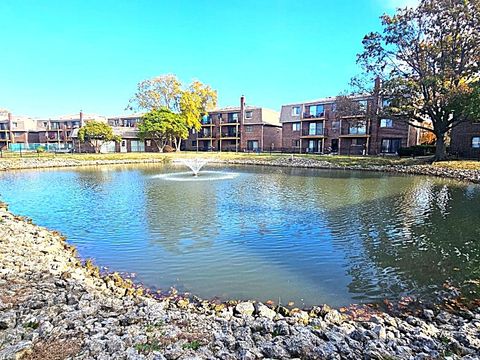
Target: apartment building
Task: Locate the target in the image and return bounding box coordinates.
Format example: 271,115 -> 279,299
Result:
184,96 -> 282,152
0,112 -> 38,151
280,94 -> 418,155
450,121 -> 480,159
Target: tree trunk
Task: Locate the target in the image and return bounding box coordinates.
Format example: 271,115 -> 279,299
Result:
434,133 -> 447,161
175,138 -> 182,152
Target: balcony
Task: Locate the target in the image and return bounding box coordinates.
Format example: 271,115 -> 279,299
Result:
302,111 -> 325,120
198,131 -> 215,139
220,131 -> 239,138
340,127 -> 369,137
220,119 -> 239,125
301,128 -> 327,137
201,118 -> 214,125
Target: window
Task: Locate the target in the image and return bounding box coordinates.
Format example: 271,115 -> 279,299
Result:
43,122 -> 48,127
146,140 -> 151,147
14,132 -> 23,137
245,125 -> 253,133
192,129 -> 196,134
292,106 -> 300,116
382,99 -> 391,108
292,139 -> 300,147
307,104 -> 324,118
331,120 -> 340,131
351,138 -> 366,146
192,140 -> 197,147
358,100 -> 368,111
472,137 -> 480,148
380,119 -> 393,128
309,122 -> 323,135
228,113 -> 239,122
247,140 -> 259,151
12,122 -> 18,128
381,138 -> 401,153
330,103 -> 337,112
349,121 -> 367,135
245,111 -> 253,119
292,122 -> 300,131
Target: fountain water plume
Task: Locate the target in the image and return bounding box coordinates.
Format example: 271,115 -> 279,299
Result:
175,158 -> 209,176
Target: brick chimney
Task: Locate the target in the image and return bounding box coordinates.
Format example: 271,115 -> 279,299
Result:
239,95 -> 245,151
79,110 -> 84,127
7,112 -> 14,144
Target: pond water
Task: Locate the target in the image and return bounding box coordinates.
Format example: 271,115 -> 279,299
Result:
1,163 -> 479,307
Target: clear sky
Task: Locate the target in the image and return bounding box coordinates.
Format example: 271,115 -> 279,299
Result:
0,0 -> 415,117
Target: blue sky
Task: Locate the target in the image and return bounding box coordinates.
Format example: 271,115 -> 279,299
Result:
0,0 -> 415,117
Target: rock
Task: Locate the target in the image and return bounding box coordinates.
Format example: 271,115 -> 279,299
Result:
423,309 -> 435,321
324,309 -> 344,325
373,324 -> 387,340
0,340 -> 32,359
255,303 -> 276,320
235,302 -> 255,317
290,309 -> 310,325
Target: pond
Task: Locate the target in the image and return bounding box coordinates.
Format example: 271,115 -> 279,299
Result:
1,163 -> 479,307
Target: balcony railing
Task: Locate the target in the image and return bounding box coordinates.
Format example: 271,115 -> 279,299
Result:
302,111 -> 325,119
302,128 -> 327,136
198,131 -> 215,138
221,132 -> 238,138
341,127 -> 368,136
221,119 -> 239,124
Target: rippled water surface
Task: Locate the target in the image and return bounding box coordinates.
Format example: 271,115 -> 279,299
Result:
1,163 -> 479,307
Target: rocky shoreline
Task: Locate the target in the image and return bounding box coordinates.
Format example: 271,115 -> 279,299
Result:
1,203 -> 480,359
222,158 -> 480,184
0,158 -> 167,172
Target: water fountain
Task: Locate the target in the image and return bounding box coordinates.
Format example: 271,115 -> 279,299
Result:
154,157 -> 239,182
176,158 -> 209,176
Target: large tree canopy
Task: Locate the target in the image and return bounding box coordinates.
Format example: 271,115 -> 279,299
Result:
357,0 -> 480,160
78,121 -> 120,153
127,74 -> 217,150
138,108 -> 188,152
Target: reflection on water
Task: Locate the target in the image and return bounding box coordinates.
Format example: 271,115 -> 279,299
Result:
0,164 -> 479,307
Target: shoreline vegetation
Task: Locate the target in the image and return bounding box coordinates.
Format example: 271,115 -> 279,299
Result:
1,154 -> 480,359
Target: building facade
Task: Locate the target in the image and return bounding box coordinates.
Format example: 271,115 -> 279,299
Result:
184,97 -> 282,152
280,95 -> 419,155
450,121 -> 480,159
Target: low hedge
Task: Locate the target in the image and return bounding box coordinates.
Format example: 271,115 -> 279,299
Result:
398,145 -> 436,157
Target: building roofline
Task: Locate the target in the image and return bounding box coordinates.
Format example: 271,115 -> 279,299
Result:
281,93 -> 373,107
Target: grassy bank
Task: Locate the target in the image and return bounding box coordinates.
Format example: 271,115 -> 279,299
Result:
0,150 -> 478,170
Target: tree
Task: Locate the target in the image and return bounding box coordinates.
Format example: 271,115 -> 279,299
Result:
138,108 -> 188,152
179,80 -> 217,130
357,0 -> 480,160
126,74 -> 182,112
78,121 -> 121,153
127,74 -> 217,151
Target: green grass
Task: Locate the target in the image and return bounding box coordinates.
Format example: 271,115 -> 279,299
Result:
182,340 -> 201,350
23,321 -> 39,330
1,150 -> 478,171
433,160 -> 480,170
134,340 -> 162,353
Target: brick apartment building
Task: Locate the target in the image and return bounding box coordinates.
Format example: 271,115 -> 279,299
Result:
450,121 -> 480,159
184,96 -> 282,152
280,94 -> 419,155
0,113 -> 39,151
